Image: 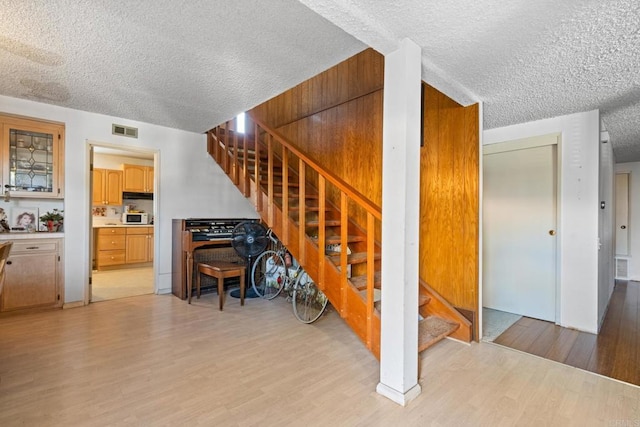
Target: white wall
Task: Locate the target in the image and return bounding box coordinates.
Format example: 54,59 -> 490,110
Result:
484,110 -> 601,333
615,162 -> 640,281
598,136 -> 615,329
0,95 -> 259,303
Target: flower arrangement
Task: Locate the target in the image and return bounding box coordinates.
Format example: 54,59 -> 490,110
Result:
40,209 -> 64,232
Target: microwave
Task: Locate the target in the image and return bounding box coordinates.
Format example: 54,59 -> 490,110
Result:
122,212 -> 150,224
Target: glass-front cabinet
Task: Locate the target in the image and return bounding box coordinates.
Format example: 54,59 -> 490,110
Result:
1,115 -> 64,198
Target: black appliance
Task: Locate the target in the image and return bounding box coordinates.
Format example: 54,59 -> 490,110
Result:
123,191 -> 153,200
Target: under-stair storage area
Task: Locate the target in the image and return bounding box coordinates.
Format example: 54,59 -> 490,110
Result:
203,48 -> 479,357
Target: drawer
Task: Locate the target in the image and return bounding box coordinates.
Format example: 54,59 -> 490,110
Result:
97,235 -> 126,250
98,227 -> 126,236
126,227 -> 151,235
97,250 -> 126,266
11,241 -> 58,253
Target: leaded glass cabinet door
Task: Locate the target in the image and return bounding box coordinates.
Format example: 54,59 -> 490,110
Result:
2,117 -> 64,199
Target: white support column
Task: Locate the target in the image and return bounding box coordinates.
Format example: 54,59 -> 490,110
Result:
376,38 -> 422,406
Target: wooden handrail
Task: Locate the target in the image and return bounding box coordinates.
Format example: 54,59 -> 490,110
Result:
248,113 -> 382,220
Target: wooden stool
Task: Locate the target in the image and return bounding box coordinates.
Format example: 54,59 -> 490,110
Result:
191,261 -> 246,310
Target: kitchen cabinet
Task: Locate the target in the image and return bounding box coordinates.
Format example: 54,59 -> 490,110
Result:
96,227 -> 126,268
0,238 -> 63,312
122,164 -> 153,193
126,227 -> 154,263
93,168 -> 123,206
96,226 -> 153,269
0,114 -> 65,198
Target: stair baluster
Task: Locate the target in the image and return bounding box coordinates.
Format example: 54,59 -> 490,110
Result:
207,112 -> 471,358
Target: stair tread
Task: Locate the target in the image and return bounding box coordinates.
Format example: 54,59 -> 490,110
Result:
418,316 -> 459,352
362,282 -> 431,312
274,193 -> 319,199
329,251 -> 380,265
350,271 -> 382,290
313,234 -> 366,245
250,168 -> 284,175
306,219 -> 341,227
261,181 -> 300,188
289,206 -> 330,212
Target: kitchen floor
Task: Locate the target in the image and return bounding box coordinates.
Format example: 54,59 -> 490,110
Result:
91,266 -> 154,302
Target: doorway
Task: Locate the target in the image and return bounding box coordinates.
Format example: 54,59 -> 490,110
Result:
88,144 -> 157,302
482,134 -> 559,338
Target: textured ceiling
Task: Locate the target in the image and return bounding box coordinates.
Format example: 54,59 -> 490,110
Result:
1,1 -> 639,161
0,0 -> 365,133
301,0 -> 640,162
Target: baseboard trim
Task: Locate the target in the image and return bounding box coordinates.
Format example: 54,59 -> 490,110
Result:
376,382 -> 422,406
63,301 -> 85,309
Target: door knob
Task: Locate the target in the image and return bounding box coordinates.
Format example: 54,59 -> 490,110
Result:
549,230 -> 556,236
621,225 -> 627,229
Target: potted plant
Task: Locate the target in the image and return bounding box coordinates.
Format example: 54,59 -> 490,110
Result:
40,209 -> 64,232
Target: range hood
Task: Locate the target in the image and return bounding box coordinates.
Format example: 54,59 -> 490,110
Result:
122,191 -> 153,200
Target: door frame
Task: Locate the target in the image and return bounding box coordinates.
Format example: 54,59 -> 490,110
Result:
85,141 -> 159,305
482,133 -> 562,327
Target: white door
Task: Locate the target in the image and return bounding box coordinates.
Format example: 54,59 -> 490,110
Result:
483,140 -> 557,321
615,173 -> 629,256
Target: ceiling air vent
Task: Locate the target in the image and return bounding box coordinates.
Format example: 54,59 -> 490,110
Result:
112,123 -> 138,138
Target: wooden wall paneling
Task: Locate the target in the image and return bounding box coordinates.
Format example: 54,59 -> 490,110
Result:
436,88 -> 457,306
298,79 -> 311,121
364,93 -> 383,206
448,93 -> 465,305
434,90 -> 452,299
254,48 -> 383,131
421,86 -> 443,301
419,84 -> 479,314
355,50 -> 369,98
323,66 -> 336,109
463,104 -> 479,309
336,59 -> 349,106
357,50 -> 384,92
310,73 -> 324,119
289,85 -> 299,126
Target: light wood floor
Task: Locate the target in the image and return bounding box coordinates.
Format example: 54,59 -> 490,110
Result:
494,280 -> 640,387
1,293 -> 639,426
91,266 -> 154,302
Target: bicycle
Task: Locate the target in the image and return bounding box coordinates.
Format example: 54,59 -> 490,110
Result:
251,229 -> 328,323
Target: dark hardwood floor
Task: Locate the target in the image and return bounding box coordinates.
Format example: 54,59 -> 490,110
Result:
494,279 -> 639,386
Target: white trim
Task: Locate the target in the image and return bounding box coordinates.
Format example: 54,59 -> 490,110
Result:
478,101 -> 484,340
87,140 -> 160,304
376,382 -> 422,407
483,133 -> 559,155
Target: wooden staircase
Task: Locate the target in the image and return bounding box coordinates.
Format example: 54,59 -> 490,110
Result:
207,115 -> 472,358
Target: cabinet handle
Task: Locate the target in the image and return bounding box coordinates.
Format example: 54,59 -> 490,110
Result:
6,260 -> 11,265
26,246 -> 39,249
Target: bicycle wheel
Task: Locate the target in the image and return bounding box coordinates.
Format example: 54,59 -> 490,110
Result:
251,250 -> 285,299
292,272 -> 328,323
